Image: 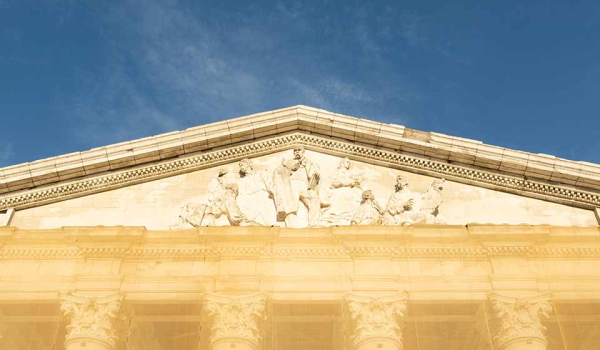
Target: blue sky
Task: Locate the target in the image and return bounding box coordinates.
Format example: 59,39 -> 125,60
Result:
1,1 -> 599,167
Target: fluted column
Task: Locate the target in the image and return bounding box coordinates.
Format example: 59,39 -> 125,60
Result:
60,292 -> 123,350
488,293 -> 553,350
204,293 -> 267,350
345,293 -> 408,350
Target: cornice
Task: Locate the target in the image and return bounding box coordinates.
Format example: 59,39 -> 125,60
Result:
1,133 -> 600,213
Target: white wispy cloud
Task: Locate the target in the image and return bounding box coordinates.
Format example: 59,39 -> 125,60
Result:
0,141 -> 14,167
290,77 -> 383,108
63,0 -> 416,148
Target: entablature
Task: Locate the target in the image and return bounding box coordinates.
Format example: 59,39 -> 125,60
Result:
1,224 -> 599,261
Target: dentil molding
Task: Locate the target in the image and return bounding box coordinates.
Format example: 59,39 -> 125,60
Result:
1,133 -> 599,212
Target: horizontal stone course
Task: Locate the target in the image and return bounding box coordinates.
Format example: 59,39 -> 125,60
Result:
0,105 -> 598,203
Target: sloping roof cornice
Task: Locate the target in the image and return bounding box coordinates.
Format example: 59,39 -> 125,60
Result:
0,105 -> 599,210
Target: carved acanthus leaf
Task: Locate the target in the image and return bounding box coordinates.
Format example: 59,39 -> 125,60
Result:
60,292 -> 123,348
345,293 -> 408,349
204,293 -> 267,346
488,293 -> 552,349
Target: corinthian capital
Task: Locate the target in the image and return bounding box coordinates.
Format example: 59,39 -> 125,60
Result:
488,292 -> 553,350
60,292 -> 123,350
345,293 -> 409,350
204,293 -> 267,349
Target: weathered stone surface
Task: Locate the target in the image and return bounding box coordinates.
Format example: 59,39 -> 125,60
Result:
1,105 -> 599,203
9,149 -> 597,229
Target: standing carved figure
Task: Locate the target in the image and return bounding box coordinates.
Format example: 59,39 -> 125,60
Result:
351,190 -> 384,225
202,168 -> 229,225
271,147 -> 321,227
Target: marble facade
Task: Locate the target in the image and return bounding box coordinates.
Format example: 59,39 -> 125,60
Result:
1,105 -> 599,349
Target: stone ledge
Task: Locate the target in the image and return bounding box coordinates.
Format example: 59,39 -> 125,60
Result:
2,132 -> 600,216
0,225 -> 599,261
1,105 -> 599,198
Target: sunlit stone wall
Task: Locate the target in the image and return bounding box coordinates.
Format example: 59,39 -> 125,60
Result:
0,225 -> 599,349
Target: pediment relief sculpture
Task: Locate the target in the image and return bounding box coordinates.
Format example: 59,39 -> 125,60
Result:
173,150 -> 447,229
383,176 -> 446,226
3,106 -> 600,230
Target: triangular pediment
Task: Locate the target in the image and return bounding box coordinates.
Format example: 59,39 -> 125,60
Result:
1,105 -> 599,229
7,147 -> 598,229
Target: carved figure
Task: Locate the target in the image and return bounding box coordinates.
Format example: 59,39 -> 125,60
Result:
203,168 -> 229,225
412,178 -> 446,224
351,190 -> 384,225
222,183 -> 260,226
321,157 -> 364,225
382,175 -> 418,226
299,179 -> 322,227
236,159 -> 277,226
173,155 -> 450,228
177,203 -> 206,227
271,147 -> 322,227
382,176 -> 446,226
272,151 -> 302,222
175,168 -> 229,228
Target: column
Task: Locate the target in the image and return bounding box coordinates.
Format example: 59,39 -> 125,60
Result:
488,292 -> 553,350
0,311 -> 6,345
60,292 -> 123,350
344,293 -> 408,350
204,293 -> 267,350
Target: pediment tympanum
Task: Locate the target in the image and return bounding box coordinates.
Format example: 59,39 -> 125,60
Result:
9,147 -> 597,229
2,105 -> 599,229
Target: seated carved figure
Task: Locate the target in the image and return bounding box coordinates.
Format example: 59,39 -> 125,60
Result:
351,190 -> 384,225
383,176 -> 446,226
321,157 -> 364,226
410,178 -> 446,225
237,158 -> 277,226
382,175 -> 418,226
222,183 -> 260,226
175,169 -> 229,228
